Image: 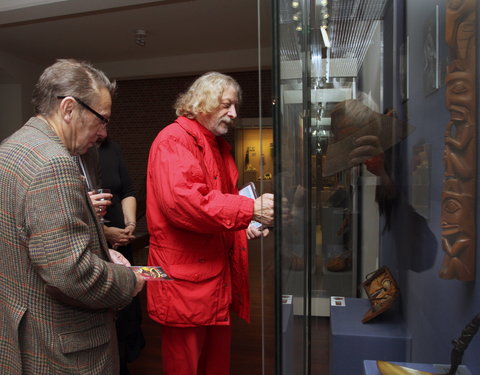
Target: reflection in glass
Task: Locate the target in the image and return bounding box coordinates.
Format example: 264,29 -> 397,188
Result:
274,0 -> 391,373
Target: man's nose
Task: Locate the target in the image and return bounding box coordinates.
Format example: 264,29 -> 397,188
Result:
228,104 -> 237,119
98,125 -> 108,139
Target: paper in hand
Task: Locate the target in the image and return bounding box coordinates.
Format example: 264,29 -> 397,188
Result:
130,266 -> 172,281
239,182 -> 264,229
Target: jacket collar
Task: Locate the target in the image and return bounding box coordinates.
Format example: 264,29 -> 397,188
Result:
174,116 -> 232,154
26,116 -> 66,149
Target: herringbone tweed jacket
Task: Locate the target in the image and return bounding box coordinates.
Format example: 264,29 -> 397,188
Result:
0,117 -> 137,374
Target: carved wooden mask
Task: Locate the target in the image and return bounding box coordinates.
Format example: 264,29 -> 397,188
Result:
440,0 -> 477,280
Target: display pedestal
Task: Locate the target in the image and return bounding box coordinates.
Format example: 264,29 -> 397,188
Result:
282,298 -> 294,375
364,360 -> 472,375
330,298 -> 411,375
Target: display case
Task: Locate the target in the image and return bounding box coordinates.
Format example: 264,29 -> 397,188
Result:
280,77 -> 360,317
273,0 -> 388,373
275,7 -> 362,318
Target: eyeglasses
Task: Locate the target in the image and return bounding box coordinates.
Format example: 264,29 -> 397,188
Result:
57,96 -> 109,126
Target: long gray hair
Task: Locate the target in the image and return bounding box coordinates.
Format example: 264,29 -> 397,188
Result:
174,72 -> 241,119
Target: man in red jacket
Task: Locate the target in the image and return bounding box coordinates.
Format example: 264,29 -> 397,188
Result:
146,72 -> 274,375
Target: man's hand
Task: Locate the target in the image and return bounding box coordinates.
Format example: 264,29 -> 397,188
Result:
253,193 -> 274,227
132,273 -> 145,296
88,191 -> 112,217
109,249 -> 131,267
349,135 -> 382,167
109,249 -> 145,296
246,225 -> 270,240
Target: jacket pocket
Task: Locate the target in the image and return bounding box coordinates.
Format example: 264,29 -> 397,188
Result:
168,259 -> 223,282
58,322 -> 110,354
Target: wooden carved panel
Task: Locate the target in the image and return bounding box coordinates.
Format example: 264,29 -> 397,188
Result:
440,0 -> 477,280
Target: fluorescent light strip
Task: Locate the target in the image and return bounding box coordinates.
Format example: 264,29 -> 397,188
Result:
321,27 -> 331,48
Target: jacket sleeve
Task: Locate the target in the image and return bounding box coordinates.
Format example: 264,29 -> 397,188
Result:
149,135 -> 253,233
25,155 -> 136,310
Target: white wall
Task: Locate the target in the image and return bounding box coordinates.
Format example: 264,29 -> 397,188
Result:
0,84 -> 22,140
96,47 -> 272,80
0,50 -> 41,138
360,21 -> 383,110
360,171 -> 380,296
358,21 -> 382,286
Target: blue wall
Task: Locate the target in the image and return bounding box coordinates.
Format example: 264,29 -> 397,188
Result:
380,0 -> 480,371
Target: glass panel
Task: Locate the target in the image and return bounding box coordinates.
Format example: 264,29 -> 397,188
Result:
274,0 -> 311,373
274,0 -> 390,374
232,116 -> 275,375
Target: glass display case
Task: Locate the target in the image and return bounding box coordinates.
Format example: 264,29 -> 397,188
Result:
273,0 -> 388,373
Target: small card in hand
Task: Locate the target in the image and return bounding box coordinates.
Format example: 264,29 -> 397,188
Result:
239,182 -> 264,229
130,266 -> 172,281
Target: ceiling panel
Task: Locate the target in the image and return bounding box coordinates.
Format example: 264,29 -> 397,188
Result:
0,0 -> 272,72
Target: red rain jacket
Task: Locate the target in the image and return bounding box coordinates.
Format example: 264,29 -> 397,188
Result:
146,116 -> 254,326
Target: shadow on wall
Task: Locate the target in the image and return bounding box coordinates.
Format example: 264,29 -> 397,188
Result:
393,199 -> 437,274
377,144 -> 437,277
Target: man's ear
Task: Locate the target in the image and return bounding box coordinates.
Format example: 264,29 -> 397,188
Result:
58,97 -> 75,123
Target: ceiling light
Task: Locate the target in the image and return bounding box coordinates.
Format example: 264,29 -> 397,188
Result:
292,1 -> 300,9
135,29 -> 147,47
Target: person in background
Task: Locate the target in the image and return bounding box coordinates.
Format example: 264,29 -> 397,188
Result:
99,138 -> 137,252
146,71 -> 274,375
98,137 -> 145,375
80,136 -> 144,374
0,58 -> 144,375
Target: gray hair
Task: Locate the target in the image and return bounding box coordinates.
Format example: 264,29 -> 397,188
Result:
32,58 -> 116,116
174,72 -> 241,119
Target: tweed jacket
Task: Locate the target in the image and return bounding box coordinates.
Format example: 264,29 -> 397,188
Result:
0,117 -> 137,374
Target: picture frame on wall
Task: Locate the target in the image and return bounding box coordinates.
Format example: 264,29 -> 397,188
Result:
423,5 -> 439,96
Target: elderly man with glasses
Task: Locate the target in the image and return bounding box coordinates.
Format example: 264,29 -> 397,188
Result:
0,58 -> 144,374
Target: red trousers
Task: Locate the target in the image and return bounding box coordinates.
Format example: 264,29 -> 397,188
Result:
161,325 -> 232,375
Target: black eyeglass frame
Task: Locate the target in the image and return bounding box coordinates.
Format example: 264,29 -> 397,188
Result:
57,95 -> 109,125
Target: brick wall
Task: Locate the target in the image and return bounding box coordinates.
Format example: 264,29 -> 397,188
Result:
108,70 -> 272,226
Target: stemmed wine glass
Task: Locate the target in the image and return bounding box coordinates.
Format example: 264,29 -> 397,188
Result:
77,156 -> 111,224
90,188 -> 111,223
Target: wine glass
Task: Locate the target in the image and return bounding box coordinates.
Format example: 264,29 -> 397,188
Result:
90,188 -> 111,223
